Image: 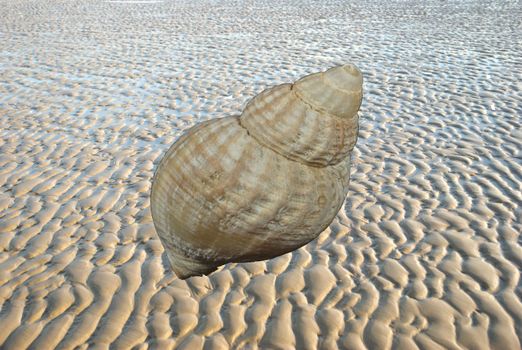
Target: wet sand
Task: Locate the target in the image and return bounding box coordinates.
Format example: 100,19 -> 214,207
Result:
0,0 -> 521,349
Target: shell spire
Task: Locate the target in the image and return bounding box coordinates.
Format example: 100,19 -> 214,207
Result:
240,63 -> 363,167
293,63 -> 363,119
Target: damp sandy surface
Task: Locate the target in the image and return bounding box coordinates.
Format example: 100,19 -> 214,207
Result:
1,0 -> 521,349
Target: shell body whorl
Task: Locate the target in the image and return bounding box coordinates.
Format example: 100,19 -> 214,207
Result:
151,64 -> 363,279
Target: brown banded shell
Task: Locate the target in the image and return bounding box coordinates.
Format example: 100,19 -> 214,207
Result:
151,64 -> 363,279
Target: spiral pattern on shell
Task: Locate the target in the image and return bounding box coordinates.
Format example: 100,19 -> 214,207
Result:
151,64 -> 363,279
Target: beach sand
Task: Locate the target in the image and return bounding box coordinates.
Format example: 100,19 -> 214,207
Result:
0,0 -> 521,349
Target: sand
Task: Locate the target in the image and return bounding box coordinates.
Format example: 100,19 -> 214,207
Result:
0,0 -> 521,349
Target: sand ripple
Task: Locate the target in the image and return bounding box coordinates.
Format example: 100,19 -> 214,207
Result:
1,0 -> 521,349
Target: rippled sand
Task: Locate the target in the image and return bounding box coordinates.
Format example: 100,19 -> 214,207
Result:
1,0 -> 521,349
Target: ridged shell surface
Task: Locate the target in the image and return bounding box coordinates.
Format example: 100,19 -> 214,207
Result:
240,84 -> 358,167
151,64 -> 363,279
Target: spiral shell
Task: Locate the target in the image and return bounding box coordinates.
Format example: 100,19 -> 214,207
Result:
151,64 -> 363,279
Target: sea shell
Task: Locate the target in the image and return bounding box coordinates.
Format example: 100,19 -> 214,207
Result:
151,64 -> 363,279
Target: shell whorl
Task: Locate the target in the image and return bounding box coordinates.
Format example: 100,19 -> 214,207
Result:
151,117 -> 351,279
240,64 -> 363,167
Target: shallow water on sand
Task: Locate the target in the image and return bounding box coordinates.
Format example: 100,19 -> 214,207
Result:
0,0 -> 521,349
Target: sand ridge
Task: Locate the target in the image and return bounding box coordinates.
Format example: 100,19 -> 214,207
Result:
1,0 -> 522,349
